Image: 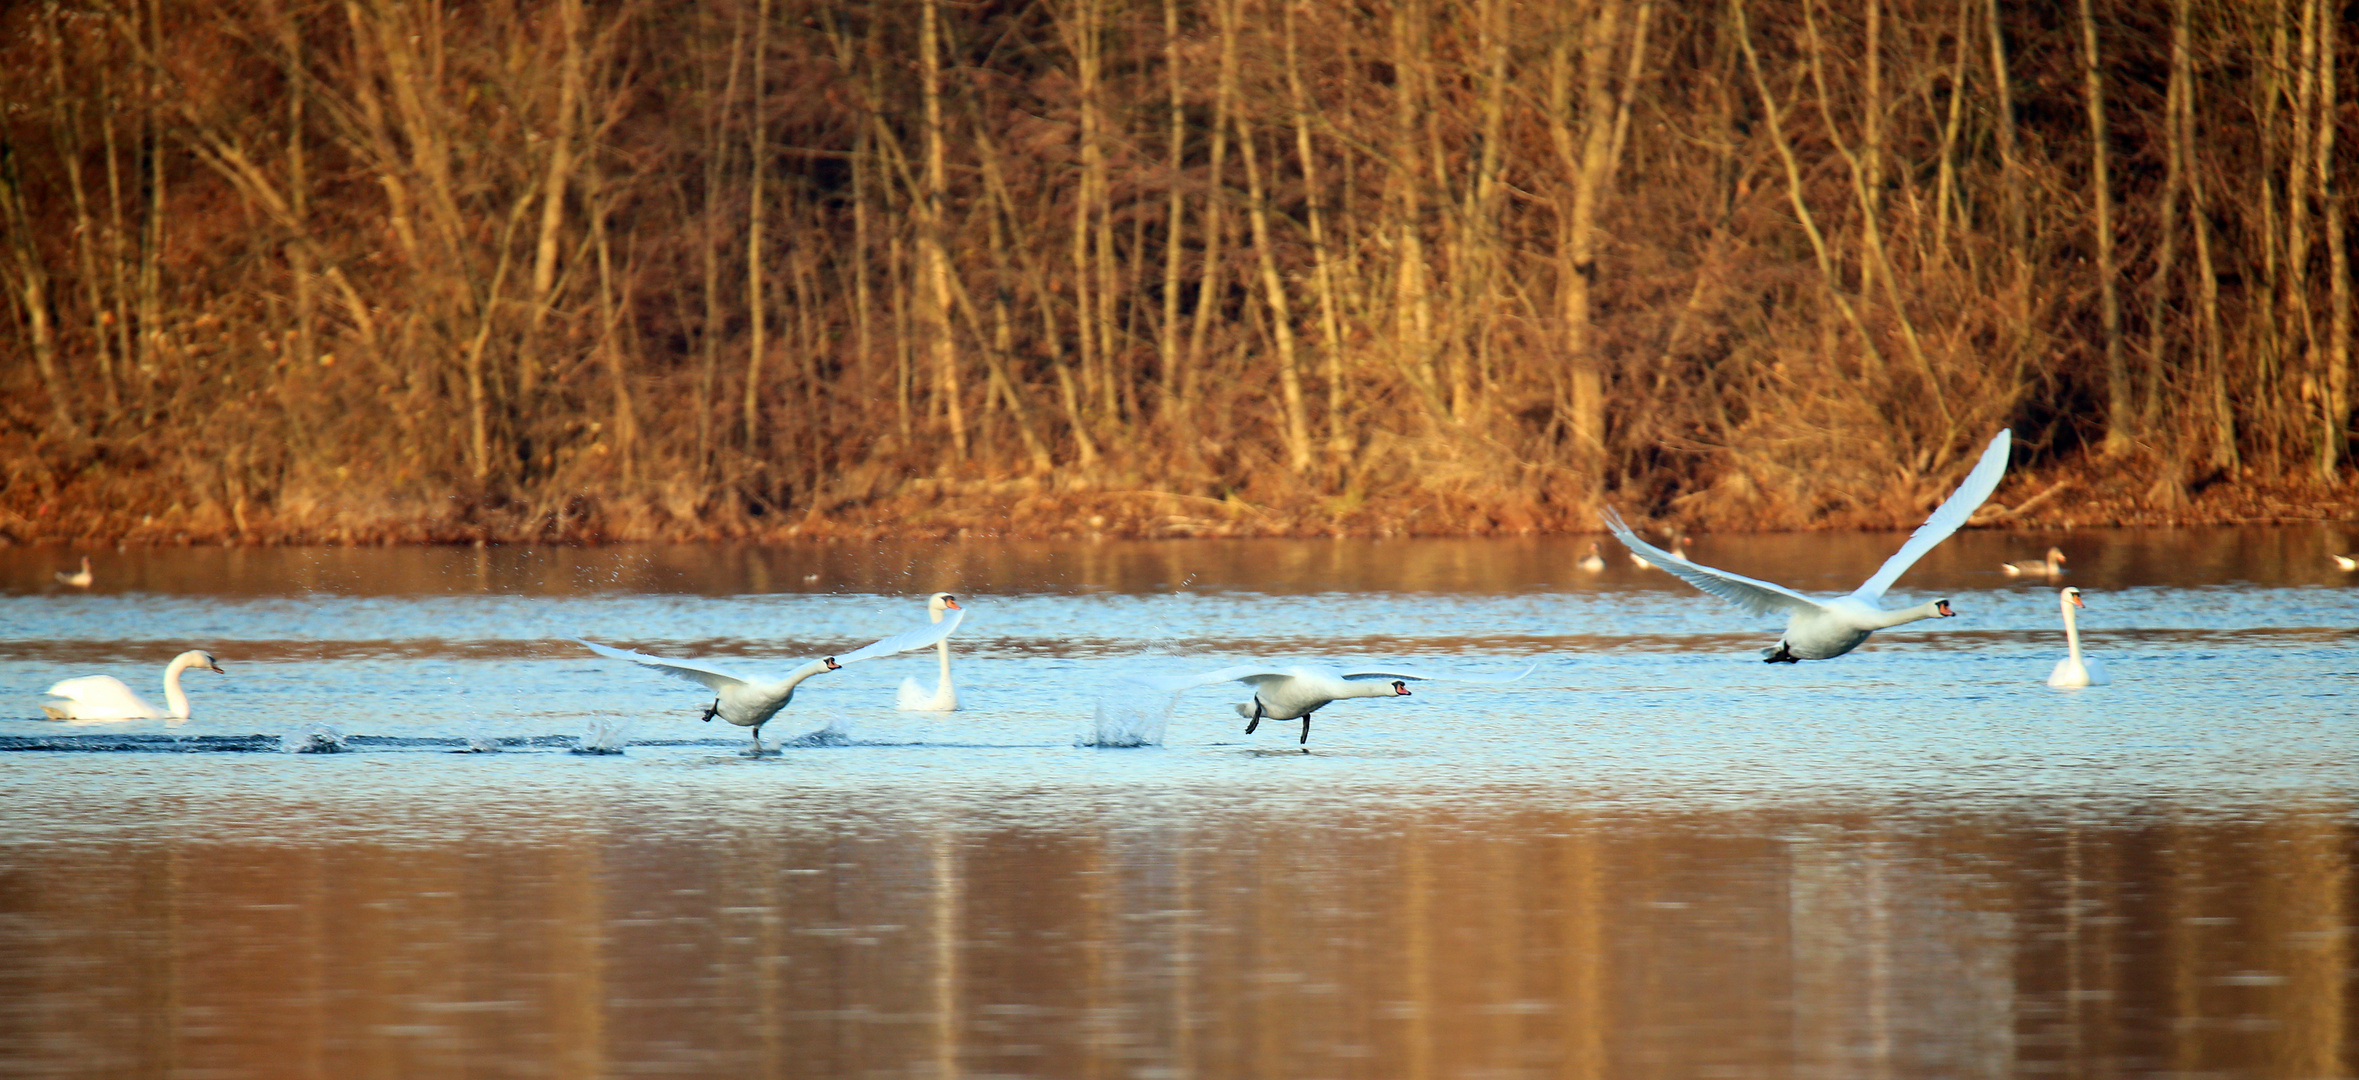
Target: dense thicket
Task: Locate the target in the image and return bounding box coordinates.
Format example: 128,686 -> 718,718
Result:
0,0 -> 2352,541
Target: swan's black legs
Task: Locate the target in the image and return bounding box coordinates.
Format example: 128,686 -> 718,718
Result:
1763,642 -> 1799,664
1244,699 -> 1264,736
746,721 -> 766,756
1299,716 -> 1312,744
699,699 -> 721,722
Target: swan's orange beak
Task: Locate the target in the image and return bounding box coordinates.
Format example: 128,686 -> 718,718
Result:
823,657 -> 841,670
209,661 -> 225,674
2069,593 -> 2087,609
944,597 -> 962,609
1392,681 -> 1411,696
1935,600 -> 1956,617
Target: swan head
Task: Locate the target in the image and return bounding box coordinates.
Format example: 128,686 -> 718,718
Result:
1933,599 -> 1956,618
2049,548 -> 2067,563
928,592 -> 962,613
1390,680 -> 1411,696
201,651 -> 224,674
821,656 -> 842,671
2062,586 -> 2085,609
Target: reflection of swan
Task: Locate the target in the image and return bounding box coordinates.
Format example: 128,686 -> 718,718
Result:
1139,661 -> 1534,747
579,608 -> 964,754
895,592 -> 963,711
1576,542 -> 1606,572
2046,586 -> 2110,687
2002,547 -> 2066,576
1607,429 -> 2012,662
54,557 -> 92,588
42,650 -> 224,720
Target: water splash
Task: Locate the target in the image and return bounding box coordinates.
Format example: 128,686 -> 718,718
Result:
280,723 -> 347,754
777,715 -> 854,748
458,734 -> 502,753
1080,690 -> 1175,748
572,716 -> 628,755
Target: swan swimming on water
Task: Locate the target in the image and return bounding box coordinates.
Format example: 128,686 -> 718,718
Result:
41,650 -> 224,720
895,592 -> 963,711
2002,547 -> 2066,576
1606,429 -> 2013,663
1576,542 -> 1607,572
54,556 -> 92,588
1138,661 -> 1535,748
579,607 -> 964,754
2046,586 -> 2110,687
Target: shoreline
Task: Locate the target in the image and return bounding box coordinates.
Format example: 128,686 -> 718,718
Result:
6,457 -> 2357,549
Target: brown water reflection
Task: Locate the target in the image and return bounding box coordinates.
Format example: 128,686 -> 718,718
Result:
11,522 -> 2359,596
5,799 -> 2350,1079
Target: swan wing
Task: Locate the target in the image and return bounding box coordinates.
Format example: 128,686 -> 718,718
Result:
1129,664 -> 1297,693
1604,508 -> 1823,617
1337,663 -> 1537,684
43,675 -> 160,719
577,639 -> 752,693
1851,429 -> 2013,601
832,607 -> 965,666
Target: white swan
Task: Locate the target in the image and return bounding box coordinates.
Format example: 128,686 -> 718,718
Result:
42,650 -> 224,720
1139,661 -> 1534,747
1629,533 -> 1687,569
895,592 -> 963,711
54,556 -> 92,588
580,607 -> 964,754
2002,547 -> 2066,576
1576,542 -> 1607,572
2046,586 -> 2110,687
1606,429 -> 2013,663
2333,553 -> 2356,571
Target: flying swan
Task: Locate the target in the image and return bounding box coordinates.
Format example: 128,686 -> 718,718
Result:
1137,661 -> 1535,748
579,607 -> 965,754
1605,428 -> 2013,663
2046,586 -> 2110,687
42,650 -> 224,721
895,592 -> 963,711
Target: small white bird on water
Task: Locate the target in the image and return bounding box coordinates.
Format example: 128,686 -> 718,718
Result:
1576,542 -> 1607,572
42,650 -> 224,720
1138,661 -> 1534,749
55,556 -> 92,588
2046,586 -> 2110,688
895,592 -> 963,712
580,607 -> 964,754
1606,429 -> 2014,663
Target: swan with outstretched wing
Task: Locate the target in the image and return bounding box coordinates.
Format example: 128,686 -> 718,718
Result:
1138,661 -> 1535,747
1605,429 -> 2012,663
580,607 -> 964,754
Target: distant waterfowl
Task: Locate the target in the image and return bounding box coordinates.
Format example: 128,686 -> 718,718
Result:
895,592 -> 963,711
54,557 -> 92,588
1629,533 -> 1687,570
2334,553 -> 2356,571
579,607 -> 963,754
1576,542 -> 1607,572
1606,429 -> 2013,662
2046,586 -> 2110,688
41,650 -> 224,720
2002,547 -> 2066,577
1139,661 -> 1535,748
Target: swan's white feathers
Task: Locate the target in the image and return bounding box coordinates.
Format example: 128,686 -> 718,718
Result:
1850,429 -> 2013,601
1604,508 -> 1822,617
1137,662 -> 1532,693
575,639 -> 752,692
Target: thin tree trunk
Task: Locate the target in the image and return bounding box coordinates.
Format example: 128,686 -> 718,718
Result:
1158,0 -> 1186,413
699,2 -> 746,480
1236,116 -> 1311,473
47,7 -> 114,422
2316,1 -> 2347,475
0,138 -> 76,434
920,0 -> 967,457
743,0 -> 769,454
518,0 -> 583,402
1284,0 -> 1349,457
2079,0 -> 2129,453
1183,0 -> 1240,415
1985,0 -> 2029,327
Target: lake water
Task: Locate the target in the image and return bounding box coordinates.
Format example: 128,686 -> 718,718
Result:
2,527 -> 2354,1078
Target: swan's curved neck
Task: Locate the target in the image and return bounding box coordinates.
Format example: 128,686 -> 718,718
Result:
162,654 -> 197,719
781,658 -> 836,692
1868,600 -> 1945,629
2061,599 -> 2085,662
935,638 -> 953,681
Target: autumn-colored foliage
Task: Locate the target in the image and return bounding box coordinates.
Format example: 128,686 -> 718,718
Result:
0,0 -> 2352,543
